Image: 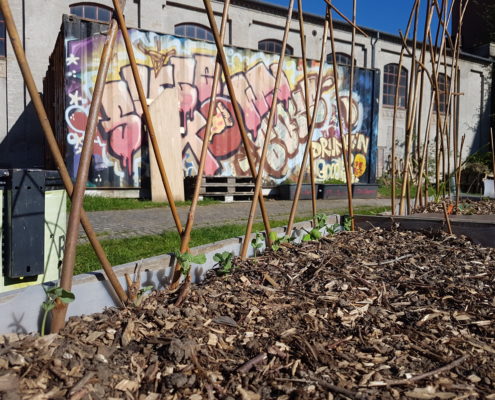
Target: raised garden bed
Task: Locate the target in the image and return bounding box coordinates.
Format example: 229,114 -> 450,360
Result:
352,183 -> 379,199
413,199 -> 495,215
318,184 -> 347,199
278,183 -> 313,200
0,228 -> 493,399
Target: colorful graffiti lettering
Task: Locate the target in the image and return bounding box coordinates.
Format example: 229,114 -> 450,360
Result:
64,26 -> 377,188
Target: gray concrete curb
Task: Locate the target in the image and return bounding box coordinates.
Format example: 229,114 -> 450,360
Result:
0,216 -> 339,335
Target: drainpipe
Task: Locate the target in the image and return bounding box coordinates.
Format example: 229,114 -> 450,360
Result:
371,31 -> 379,69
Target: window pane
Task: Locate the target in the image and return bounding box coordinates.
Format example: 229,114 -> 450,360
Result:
98,8 -> 111,22
186,25 -> 195,38
84,6 -> 97,20
70,5 -> 83,17
175,25 -> 184,36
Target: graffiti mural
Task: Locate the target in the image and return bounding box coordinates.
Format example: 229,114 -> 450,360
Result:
63,22 -> 378,188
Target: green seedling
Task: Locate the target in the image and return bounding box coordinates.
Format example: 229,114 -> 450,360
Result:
213,251 -> 235,276
314,213 -> 328,230
269,231 -> 290,251
327,222 -> 342,235
251,231 -> 264,256
174,251 -> 207,276
343,216 -> 353,231
302,227 -> 322,242
302,213 -> 328,241
135,285 -> 154,306
41,286 -> 75,336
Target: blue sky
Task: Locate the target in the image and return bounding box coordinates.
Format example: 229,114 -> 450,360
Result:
264,0 -> 451,39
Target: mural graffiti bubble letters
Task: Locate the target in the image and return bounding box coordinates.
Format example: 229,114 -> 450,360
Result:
63,24 -> 378,188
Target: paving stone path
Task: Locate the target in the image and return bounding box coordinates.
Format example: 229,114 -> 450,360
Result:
78,198 -> 390,243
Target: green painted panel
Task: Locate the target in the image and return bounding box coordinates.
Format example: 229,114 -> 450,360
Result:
0,189 -> 66,293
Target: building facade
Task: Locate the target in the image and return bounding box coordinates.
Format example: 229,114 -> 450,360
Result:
0,0 -> 493,188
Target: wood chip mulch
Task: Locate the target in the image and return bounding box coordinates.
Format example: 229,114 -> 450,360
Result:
1,228 -> 494,400
413,199 -> 495,215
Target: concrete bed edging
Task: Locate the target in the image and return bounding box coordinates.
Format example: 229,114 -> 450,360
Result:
0,216 -> 339,335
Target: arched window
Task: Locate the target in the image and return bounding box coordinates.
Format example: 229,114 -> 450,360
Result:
69,3 -> 112,23
175,23 -> 213,42
0,10 -> 5,57
327,52 -> 353,66
258,39 -> 294,56
383,63 -> 408,108
435,73 -> 451,114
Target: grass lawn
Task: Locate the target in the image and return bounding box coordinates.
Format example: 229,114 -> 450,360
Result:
70,196 -> 219,212
378,181 -> 436,199
74,205 -> 390,275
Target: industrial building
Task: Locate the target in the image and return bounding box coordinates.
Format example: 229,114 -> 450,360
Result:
0,0 -> 493,199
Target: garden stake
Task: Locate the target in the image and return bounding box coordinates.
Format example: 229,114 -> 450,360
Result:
414,93 -> 435,208
491,128 -> 495,189
442,202 -> 453,234
170,0 -> 231,290
202,0 -> 273,245
111,0 -> 183,236
347,0 -> 357,218
241,0 -> 295,260
0,0 -> 128,311
456,134 -> 465,210
391,0 -> 419,215
286,7 -> 329,236
297,0 -> 317,223
322,0 -> 368,37
52,1 -> 128,333
414,1 -> 432,196
399,0 -> 420,216
328,2 -> 354,230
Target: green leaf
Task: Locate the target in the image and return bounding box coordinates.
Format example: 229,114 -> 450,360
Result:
59,289 -> 75,304
310,228 -> 322,239
269,231 -> 279,243
41,302 -> 55,312
302,234 -> 311,242
190,253 -> 206,264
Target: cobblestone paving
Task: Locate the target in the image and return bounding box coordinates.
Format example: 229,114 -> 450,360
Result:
78,198 -> 390,243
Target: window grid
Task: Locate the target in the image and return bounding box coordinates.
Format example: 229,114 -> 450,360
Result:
175,23 -> 214,42
69,4 -> 112,23
0,10 -> 5,57
258,39 -> 294,56
327,52 -> 353,66
382,64 -> 408,108
435,73 -> 451,114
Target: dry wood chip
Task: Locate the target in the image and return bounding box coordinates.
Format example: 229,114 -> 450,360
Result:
115,379 -> 139,392
1,227 -> 494,399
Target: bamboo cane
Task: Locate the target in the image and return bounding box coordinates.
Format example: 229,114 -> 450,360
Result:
391,0 -> 419,215
0,0 -> 129,322
202,0 -> 273,247
490,128 -> 495,193
169,0 -> 231,290
51,1 -> 129,333
322,0 -> 368,37
111,0 -> 183,235
398,0 -> 420,216
286,8 -> 329,236
297,0 -> 317,224
240,0 -> 295,260
456,134 -> 465,210
327,2 -> 354,229
347,0 -> 356,215
442,201 -> 453,234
